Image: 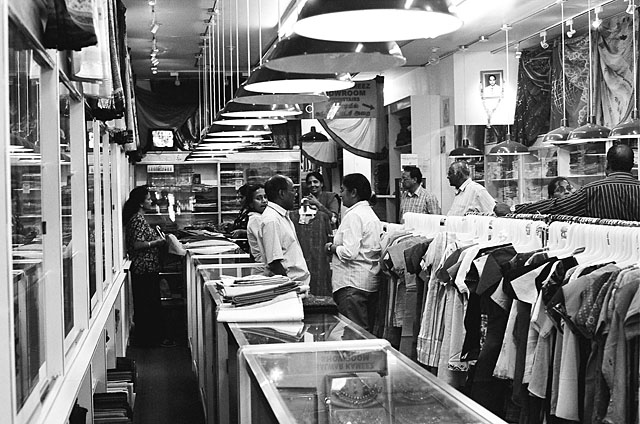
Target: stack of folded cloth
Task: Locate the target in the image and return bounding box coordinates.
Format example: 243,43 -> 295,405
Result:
212,275 -> 309,322
217,275 -> 308,306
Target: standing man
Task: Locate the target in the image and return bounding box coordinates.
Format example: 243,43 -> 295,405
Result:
399,166 -> 441,222
261,175 -> 310,285
447,161 -> 496,216
513,144 -> 640,220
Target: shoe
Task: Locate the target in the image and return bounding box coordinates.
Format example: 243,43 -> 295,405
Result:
160,339 -> 176,348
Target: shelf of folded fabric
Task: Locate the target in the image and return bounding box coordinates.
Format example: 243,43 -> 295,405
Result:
237,339 -> 507,424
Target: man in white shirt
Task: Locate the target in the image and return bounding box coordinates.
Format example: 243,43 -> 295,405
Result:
447,161 -> 496,216
260,175 -> 310,285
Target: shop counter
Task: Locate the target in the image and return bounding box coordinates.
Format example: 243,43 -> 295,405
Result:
238,339 -> 507,424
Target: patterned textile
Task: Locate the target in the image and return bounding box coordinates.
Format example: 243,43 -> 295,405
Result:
400,185 -> 441,219
126,212 -> 160,274
595,14 -> 636,127
549,34 -> 589,129
291,209 -> 332,296
514,47 -> 552,146
44,0 -> 97,50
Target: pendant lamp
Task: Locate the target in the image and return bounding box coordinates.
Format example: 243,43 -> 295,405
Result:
293,0 -> 462,42
232,87 -> 330,106
206,123 -> 272,137
544,2 -> 575,144
568,3 -> 611,143
300,126 -> 329,143
263,34 -> 406,74
450,138 -> 483,157
220,101 -> 301,118
243,66 -> 354,94
609,0 -> 640,139
488,25 -> 529,156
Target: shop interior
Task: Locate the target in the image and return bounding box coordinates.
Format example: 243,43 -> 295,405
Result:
2,0 -> 640,423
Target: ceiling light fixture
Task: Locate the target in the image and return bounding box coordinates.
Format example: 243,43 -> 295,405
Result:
151,66 -> 158,74
293,0 -> 462,42
243,67 -> 354,94
543,2 -> 575,144
539,31 -> 549,49
171,72 -> 181,86
566,18 -> 576,38
299,126 -> 329,143
610,0 -> 640,139
206,123 -> 272,137
221,101 -> 301,118
263,33 -> 406,74
568,2 -> 611,143
478,35 -> 489,42
592,6 -> 602,28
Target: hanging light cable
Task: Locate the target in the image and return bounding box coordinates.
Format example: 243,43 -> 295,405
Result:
489,24 -> 529,155
450,45 -> 482,158
232,0 -> 329,106
610,0 -> 640,139
543,1 -> 575,143
568,1 -> 611,143
224,0 -> 302,118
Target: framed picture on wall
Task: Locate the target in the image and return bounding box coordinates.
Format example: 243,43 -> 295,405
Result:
441,96 -> 451,127
480,70 -> 504,99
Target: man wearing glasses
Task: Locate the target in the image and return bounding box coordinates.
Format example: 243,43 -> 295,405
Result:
399,166 -> 441,222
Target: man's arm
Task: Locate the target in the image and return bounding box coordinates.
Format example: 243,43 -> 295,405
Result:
268,260 -> 287,276
514,187 -> 587,216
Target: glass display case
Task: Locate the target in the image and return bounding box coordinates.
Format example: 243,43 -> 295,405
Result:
238,340 -> 505,424
556,142 -> 608,190
485,153 -> 541,205
134,150 -> 301,232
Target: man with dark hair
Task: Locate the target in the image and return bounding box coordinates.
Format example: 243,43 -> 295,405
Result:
399,165 -> 441,222
260,175 -> 310,284
513,144 -> 640,220
447,161 -> 496,216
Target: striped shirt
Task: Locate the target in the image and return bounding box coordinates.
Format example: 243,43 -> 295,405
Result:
400,185 -> 441,220
332,201 -> 383,293
447,178 -> 496,216
514,172 -> 640,221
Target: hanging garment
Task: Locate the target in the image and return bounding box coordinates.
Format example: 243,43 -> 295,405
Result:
43,0 -> 97,50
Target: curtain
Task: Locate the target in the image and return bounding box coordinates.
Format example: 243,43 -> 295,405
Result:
302,140 -> 338,168
319,118 -> 387,160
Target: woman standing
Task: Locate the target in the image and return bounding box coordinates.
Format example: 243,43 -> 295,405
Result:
243,184 -> 269,272
123,186 -> 170,347
304,171 -> 340,225
325,173 -> 382,332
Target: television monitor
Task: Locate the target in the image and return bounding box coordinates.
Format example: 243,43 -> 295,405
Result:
149,128 -> 175,149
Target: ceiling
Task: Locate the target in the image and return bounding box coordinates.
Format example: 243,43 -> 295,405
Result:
123,0 -> 630,83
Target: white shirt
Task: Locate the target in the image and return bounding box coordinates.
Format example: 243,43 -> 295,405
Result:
332,201 -> 383,293
247,212 -> 268,275
447,178 -> 496,216
260,203 -> 310,285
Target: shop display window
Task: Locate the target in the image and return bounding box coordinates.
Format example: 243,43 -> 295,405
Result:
9,24 -> 46,410
87,123 -> 98,301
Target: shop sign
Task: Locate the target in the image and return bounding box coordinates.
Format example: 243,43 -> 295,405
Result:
310,80 -> 380,119
400,154 -> 419,168
147,164 -> 174,173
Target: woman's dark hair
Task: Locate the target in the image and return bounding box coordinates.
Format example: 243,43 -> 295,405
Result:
547,177 -> 569,198
305,171 -> 325,186
123,185 -> 150,225
240,183 -> 265,212
342,173 -> 376,205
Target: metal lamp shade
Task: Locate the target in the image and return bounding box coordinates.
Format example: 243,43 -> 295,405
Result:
299,126 -> 329,143
243,66 -> 354,94
293,0 -> 462,42
220,101 -> 302,118
609,111 -> 640,139
568,119 -> 611,143
263,34 -> 406,74
233,86 -> 329,106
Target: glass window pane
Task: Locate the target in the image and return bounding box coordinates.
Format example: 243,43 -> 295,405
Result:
60,84 -> 73,336
9,24 -> 45,409
87,123 -> 97,301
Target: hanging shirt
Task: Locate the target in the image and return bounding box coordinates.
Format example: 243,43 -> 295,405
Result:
447,178 -> 496,216
261,203 -> 310,285
331,200 -> 383,294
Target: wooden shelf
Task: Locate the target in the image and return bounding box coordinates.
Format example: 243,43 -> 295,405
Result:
393,144 -> 412,153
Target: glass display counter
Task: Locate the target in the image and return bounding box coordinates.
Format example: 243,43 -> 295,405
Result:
238,340 -> 505,424
485,153 -> 541,205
